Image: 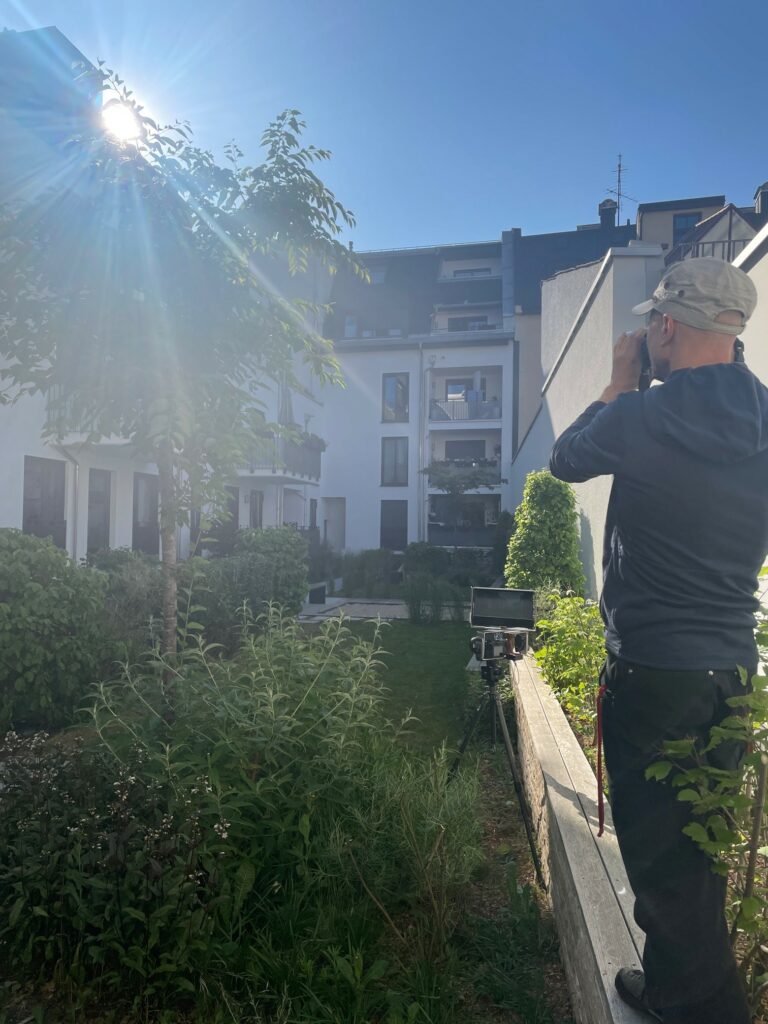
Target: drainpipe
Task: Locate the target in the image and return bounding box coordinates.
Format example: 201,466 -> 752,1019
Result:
418,340 -> 426,542
55,444 -> 81,562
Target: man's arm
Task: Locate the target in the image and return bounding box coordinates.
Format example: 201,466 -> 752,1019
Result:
549,329 -> 646,483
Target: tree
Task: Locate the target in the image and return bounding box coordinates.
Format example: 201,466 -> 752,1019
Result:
0,67 -> 362,653
504,469 -> 585,594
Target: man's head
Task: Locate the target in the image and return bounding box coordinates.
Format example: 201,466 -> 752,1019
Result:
632,258 -> 758,380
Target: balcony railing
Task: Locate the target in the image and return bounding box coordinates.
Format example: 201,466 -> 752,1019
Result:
429,323 -> 502,334
665,237 -> 752,266
429,398 -> 502,421
428,524 -> 496,548
427,458 -> 501,485
248,435 -> 323,481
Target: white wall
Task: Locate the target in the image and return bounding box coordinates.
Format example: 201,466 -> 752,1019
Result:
510,245 -> 665,595
318,340 -> 515,551
734,226 -> 768,387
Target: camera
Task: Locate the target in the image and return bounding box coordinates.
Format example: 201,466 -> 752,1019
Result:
468,588 -> 534,667
470,630 -> 528,662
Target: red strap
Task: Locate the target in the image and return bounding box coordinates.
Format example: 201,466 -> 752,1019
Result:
596,683 -> 607,837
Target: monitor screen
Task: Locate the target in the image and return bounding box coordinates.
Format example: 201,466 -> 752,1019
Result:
470,587 -> 535,629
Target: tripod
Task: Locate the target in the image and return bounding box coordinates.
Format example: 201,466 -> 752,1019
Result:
450,657 -> 545,889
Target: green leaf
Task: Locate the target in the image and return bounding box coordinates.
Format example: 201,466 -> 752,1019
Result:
676,789 -> 699,803
233,860 -> 256,915
683,822 -> 710,845
646,761 -> 673,781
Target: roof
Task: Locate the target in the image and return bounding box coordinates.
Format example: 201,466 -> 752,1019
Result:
358,240 -> 500,260
637,196 -> 725,214
514,221 -> 635,313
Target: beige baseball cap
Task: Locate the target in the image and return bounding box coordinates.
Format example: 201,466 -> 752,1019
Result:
632,257 -> 758,335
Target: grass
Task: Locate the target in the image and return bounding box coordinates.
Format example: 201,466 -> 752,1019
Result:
346,620 -> 474,752
346,618 -> 574,1023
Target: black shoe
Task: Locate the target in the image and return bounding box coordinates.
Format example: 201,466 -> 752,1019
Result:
615,969 -> 664,1021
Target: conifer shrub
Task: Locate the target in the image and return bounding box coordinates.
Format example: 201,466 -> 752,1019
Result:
505,469 -> 585,595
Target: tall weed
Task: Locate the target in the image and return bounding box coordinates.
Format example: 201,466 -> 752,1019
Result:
0,609 -> 482,1021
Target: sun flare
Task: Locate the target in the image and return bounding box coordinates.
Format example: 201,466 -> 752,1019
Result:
102,100 -> 142,142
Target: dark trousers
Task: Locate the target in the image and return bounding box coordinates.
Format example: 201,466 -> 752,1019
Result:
601,653 -> 751,1024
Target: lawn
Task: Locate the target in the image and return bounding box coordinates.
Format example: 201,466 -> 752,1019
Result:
346,620 -> 475,751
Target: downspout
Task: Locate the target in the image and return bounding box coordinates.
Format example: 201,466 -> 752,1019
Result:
55,444 -> 80,562
418,340 -> 426,542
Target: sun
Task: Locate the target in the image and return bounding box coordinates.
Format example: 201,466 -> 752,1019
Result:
102,99 -> 142,143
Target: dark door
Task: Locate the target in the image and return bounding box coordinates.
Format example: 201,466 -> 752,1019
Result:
249,490 -> 264,529
380,500 -> 408,551
87,468 -> 111,554
132,473 -> 159,556
23,456 -> 67,548
208,486 -> 240,555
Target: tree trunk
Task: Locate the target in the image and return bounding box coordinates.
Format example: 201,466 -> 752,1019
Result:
157,443 -> 178,657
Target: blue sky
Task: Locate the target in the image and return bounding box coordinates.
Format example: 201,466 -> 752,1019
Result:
3,0 -> 768,249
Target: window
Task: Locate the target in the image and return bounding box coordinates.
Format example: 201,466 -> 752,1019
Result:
87,468 -> 111,553
132,473 -> 159,556
453,267 -> 492,279
382,372 -> 409,422
673,212 -> 701,244
23,456 -> 66,548
344,314 -> 358,339
381,437 -> 408,486
369,265 -> 386,284
380,500 -> 408,550
444,439 -> 485,461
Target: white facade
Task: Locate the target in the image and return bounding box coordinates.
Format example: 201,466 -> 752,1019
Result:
316,339 -> 515,552
510,243 -> 666,595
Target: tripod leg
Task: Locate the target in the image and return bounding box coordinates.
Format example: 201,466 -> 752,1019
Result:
493,690 -> 546,890
449,694 -> 488,779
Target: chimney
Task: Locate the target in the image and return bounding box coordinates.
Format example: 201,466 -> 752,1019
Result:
755,182 -> 768,216
598,198 -> 618,230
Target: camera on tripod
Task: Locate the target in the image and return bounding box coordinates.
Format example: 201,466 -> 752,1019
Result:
469,587 -> 535,665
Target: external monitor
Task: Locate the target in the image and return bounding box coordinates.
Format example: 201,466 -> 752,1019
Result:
470,587 -> 535,629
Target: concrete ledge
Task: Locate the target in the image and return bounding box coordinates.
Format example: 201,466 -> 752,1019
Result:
511,655 -> 647,1024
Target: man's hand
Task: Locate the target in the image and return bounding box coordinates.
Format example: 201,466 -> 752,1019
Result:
599,329 -> 646,404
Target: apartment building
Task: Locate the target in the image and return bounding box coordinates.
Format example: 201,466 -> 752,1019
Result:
316,208 -> 635,553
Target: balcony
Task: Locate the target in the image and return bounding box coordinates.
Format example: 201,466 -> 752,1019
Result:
247,434 -> 324,481
665,237 -> 752,266
429,397 -> 502,421
428,524 -> 496,548
426,458 -> 502,488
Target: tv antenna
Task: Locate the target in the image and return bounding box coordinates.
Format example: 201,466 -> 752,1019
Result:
606,153 -> 637,224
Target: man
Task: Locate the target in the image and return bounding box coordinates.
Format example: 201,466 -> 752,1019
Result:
549,257 -> 768,1024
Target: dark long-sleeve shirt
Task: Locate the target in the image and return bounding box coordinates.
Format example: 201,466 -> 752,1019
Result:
550,363 -> 768,671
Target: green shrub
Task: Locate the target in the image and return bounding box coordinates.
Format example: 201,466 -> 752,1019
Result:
505,470 -> 585,595
404,542 -> 451,578
535,593 -> 604,734
89,547 -> 163,657
0,611 -> 482,1021
0,530 -> 110,730
491,510 -> 516,575
342,548 -> 401,597
187,528 -> 309,647
427,577 -> 450,625
447,548 -> 494,588
308,538 -> 342,583
404,572 -> 430,624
